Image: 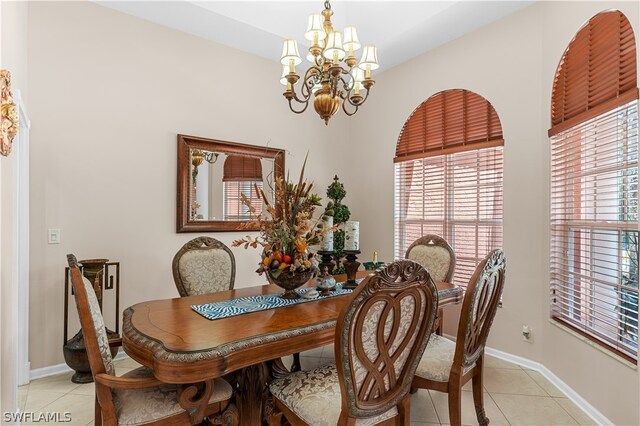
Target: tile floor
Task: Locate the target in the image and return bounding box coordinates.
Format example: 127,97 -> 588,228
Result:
18,347 -> 595,426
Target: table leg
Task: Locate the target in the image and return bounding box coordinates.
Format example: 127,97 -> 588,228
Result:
236,363 -> 270,426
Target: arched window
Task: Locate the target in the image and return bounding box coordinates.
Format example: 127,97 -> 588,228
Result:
394,89 -> 504,288
549,10 -> 638,361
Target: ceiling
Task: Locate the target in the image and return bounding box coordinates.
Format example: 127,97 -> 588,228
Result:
96,1 -> 534,72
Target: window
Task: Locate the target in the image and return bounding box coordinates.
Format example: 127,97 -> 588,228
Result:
223,180 -> 264,220
223,155 -> 264,221
394,89 -> 504,287
549,11 -> 638,361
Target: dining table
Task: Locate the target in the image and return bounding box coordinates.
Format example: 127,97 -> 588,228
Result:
122,271 -> 463,425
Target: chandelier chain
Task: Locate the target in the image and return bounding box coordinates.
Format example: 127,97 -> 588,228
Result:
324,0 -> 331,10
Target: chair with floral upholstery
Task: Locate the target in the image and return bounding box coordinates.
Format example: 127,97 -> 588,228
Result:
411,250 -> 506,426
405,234 -> 456,335
172,236 -> 236,297
67,254 -> 237,425
269,260 -> 439,425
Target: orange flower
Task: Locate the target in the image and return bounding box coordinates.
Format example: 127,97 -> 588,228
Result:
294,239 -> 307,253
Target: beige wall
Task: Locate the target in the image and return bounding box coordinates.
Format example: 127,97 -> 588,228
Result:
344,1 -> 639,424
27,1 -> 348,370
1,0 -> 29,418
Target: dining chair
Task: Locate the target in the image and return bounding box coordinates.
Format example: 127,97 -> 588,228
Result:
269,260 -> 439,425
405,234 -> 456,335
67,254 -> 237,426
172,236 -> 236,297
411,249 -> 506,426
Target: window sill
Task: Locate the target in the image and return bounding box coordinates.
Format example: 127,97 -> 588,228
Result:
548,318 -> 637,370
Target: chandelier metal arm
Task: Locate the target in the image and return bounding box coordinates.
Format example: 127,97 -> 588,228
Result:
288,98 -> 310,114
341,100 -> 359,116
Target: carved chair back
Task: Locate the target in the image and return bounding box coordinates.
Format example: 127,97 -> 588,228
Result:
335,260 -> 439,420
67,254 -> 117,417
405,235 -> 456,282
172,236 -> 236,297
453,250 -> 506,369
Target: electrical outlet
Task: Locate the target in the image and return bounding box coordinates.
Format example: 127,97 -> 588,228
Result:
48,228 -> 61,244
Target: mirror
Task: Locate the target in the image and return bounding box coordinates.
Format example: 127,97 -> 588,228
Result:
177,135 -> 285,232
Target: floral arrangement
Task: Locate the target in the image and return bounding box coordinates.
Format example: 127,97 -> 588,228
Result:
232,157 -> 325,278
1,70 -> 19,157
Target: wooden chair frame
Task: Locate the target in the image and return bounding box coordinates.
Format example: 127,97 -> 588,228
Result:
406,234 -> 456,335
273,260 -> 439,425
172,236 -> 236,297
67,254 -> 234,426
411,250 -> 506,426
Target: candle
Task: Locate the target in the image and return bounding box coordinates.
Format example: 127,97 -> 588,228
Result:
373,251 -> 378,263
344,221 -> 359,251
321,216 -> 334,251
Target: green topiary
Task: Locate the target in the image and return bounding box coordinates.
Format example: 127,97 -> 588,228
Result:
323,175 -> 351,256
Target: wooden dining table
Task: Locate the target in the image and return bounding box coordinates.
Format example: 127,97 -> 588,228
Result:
122,271 -> 463,425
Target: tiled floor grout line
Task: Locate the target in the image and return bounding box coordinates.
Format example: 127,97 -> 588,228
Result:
486,391 -> 512,426
519,367 -> 585,424
425,389 -> 443,425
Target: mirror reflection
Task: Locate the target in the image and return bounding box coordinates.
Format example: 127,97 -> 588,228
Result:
190,150 -> 276,222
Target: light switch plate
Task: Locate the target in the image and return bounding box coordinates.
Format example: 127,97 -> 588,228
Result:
48,228 -> 60,244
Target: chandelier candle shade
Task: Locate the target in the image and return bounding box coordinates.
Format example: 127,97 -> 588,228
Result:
280,0 -> 378,124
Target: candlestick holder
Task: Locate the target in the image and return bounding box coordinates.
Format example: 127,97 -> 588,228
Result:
342,250 -> 361,289
317,250 -> 336,275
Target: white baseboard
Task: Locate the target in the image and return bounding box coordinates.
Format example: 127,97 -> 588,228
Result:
485,347 -> 614,426
17,362 -> 31,386
29,363 -> 72,381
29,351 -> 130,381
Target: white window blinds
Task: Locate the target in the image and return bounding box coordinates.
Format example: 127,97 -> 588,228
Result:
223,181 -> 264,221
550,100 -> 639,361
394,147 -> 504,287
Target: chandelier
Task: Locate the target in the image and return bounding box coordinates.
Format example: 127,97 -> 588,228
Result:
280,0 -> 378,125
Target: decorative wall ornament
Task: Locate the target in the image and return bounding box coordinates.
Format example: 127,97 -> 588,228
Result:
0,70 -> 19,157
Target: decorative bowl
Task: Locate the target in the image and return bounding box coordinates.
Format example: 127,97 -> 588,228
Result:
266,269 -> 315,299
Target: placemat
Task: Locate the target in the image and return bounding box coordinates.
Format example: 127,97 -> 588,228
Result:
192,279 -> 364,320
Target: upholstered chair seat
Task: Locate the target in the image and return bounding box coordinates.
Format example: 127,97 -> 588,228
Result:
270,364 -> 397,426
270,260 -> 439,425
114,372 -> 232,426
415,335 -> 475,383
173,237 -> 236,297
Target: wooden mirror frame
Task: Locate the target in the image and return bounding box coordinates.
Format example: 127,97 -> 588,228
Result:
177,134 -> 285,233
